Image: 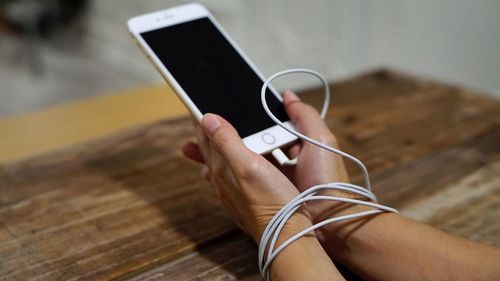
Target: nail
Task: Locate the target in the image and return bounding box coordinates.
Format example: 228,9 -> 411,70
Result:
201,114 -> 221,135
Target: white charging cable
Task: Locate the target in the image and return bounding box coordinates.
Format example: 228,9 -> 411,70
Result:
258,68 -> 398,280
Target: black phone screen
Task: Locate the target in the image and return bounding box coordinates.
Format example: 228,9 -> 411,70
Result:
140,17 -> 289,138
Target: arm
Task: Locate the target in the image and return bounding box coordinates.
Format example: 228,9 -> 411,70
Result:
269,215 -> 344,281
319,206 -> 500,281
280,91 -> 500,281
182,113 -> 344,281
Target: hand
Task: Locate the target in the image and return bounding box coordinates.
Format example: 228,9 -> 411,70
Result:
182,113 -> 311,242
183,113 -> 344,281
278,91 -> 356,222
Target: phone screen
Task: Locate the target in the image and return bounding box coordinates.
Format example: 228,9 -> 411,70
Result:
140,17 -> 289,138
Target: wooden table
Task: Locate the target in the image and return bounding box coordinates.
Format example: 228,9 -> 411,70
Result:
1,70 -> 499,280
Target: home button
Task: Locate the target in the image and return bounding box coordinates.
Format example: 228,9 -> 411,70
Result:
261,133 -> 276,145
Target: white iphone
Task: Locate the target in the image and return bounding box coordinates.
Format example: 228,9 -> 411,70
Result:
127,3 -> 297,155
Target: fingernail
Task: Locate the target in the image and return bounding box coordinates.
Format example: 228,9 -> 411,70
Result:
284,90 -> 300,102
201,114 -> 221,135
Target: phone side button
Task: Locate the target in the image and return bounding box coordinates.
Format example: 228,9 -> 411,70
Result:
261,133 -> 276,145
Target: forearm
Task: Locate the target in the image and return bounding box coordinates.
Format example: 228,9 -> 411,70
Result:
270,236 -> 344,281
317,206 -> 500,281
265,213 -> 345,281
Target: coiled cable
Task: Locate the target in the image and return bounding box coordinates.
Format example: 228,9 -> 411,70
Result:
259,68 -> 398,280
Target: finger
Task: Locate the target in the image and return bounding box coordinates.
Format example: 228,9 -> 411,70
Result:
200,113 -> 258,166
195,125 -> 212,163
283,90 -> 337,146
182,141 -> 206,164
287,143 -> 302,159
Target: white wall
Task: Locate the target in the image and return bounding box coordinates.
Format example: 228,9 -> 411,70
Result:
196,0 -> 500,97
358,0 -> 500,96
3,0 -> 496,116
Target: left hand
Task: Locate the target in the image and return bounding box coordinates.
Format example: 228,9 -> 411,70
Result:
278,91 -> 349,190
182,113 -> 311,242
276,91 -> 352,222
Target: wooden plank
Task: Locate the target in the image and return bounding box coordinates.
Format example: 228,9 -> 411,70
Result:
0,118 -> 232,280
403,159 -> 500,244
133,124 -> 500,281
1,69 -> 499,280
127,235 -> 260,281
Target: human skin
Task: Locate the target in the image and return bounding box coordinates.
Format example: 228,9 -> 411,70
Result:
275,91 -> 500,281
183,91 -> 500,281
182,112 -> 343,281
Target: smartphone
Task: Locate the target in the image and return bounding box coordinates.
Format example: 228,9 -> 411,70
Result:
127,3 -> 297,155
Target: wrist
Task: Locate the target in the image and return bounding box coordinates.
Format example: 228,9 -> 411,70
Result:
273,210 -> 315,245
255,208 -> 314,245
307,188 -> 369,224
270,234 -> 341,281
313,203 -> 369,241
315,203 -> 397,253
264,210 -> 342,281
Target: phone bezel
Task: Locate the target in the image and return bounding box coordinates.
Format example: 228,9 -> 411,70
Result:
127,3 -> 297,154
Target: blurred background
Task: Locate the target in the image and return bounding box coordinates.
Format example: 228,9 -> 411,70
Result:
1,0 -> 499,118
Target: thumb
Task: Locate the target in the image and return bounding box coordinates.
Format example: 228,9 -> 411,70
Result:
283,90 -> 334,142
200,113 -> 257,164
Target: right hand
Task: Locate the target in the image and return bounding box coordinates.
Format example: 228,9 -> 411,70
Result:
278,91 -> 358,222
182,113 -> 312,243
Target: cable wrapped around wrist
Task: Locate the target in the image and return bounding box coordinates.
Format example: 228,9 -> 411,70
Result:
258,69 -> 398,280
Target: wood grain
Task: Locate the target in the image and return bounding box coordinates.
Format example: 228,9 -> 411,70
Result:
1,69 -> 499,280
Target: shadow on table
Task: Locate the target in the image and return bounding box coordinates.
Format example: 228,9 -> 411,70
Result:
85,128 -> 363,280
85,140 -> 261,279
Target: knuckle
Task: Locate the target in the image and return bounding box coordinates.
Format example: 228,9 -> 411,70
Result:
320,133 -> 339,147
233,157 -> 262,181
213,132 -> 230,152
